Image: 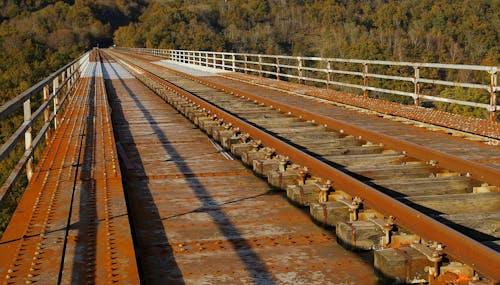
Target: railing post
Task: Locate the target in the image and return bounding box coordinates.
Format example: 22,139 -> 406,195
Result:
213,53 -> 216,69
199,52 -> 202,66
326,60 -> 331,90
297,57 -> 303,84
490,68 -> 498,121
71,65 -> 77,87
222,54 -> 226,70
414,67 -> 420,106
362,62 -> 369,97
276,57 -> 280,81
53,77 -> 60,129
61,69 -> 66,93
244,55 -> 248,74
23,99 -> 33,181
232,54 -> 236,72
43,85 -> 51,140
258,55 -> 263,77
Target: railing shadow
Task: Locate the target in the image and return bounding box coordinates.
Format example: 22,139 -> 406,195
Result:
68,68 -> 98,284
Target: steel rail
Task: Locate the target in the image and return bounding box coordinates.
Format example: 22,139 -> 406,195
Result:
110,50 -> 500,282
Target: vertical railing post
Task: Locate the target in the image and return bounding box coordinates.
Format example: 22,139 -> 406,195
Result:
61,69 -> 66,98
205,53 -> 209,67
222,53 -> 226,70
326,60 -> 331,90
362,62 -> 369,97
276,57 -> 280,81
258,55 -> 263,77
232,54 -> 236,72
71,65 -> 76,87
414,67 -> 420,106
213,53 -> 216,69
67,66 -> 72,88
23,98 -> 33,181
199,52 -> 202,66
70,66 -> 74,87
490,68 -> 498,121
66,67 -> 71,88
244,55 -> 248,74
297,57 -> 303,84
43,85 -> 51,140
53,76 -> 60,130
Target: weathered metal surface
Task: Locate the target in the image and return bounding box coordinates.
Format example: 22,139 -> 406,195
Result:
0,50 -> 139,284
109,49 -> 500,282
102,51 -> 378,284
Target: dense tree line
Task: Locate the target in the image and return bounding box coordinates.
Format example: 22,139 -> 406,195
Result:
114,0 -> 499,66
113,0 -> 498,119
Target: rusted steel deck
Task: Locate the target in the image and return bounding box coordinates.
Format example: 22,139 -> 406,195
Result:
101,52 -> 378,284
0,50 -> 139,284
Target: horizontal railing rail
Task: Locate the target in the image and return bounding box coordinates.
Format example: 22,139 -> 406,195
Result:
120,47 -> 499,121
0,51 -> 89,202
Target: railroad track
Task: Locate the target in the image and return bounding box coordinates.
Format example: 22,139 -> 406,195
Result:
108,49 -> 500,284
0,50 -> 139,284
99,50 -> 378,284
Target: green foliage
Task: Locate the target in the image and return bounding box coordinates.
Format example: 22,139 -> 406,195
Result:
435,87 -> 489,118
114,0 -> 499,66
112,0 -> 498,117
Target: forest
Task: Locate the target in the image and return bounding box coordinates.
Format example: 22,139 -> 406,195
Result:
0,0 -> 499,236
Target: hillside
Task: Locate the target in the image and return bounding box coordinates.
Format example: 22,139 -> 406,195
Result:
1,0 -> 498,106
114,0 -> 499,66
0,0 -> 148,105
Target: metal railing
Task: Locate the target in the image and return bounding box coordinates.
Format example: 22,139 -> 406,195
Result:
0,52 -> 89,202
121,47 -> 499,121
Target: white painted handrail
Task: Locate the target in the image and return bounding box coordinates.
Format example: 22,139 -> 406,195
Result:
120,47 -> 499,121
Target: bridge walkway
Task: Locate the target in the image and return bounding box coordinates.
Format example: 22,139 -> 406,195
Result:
0,50 -> 139,284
